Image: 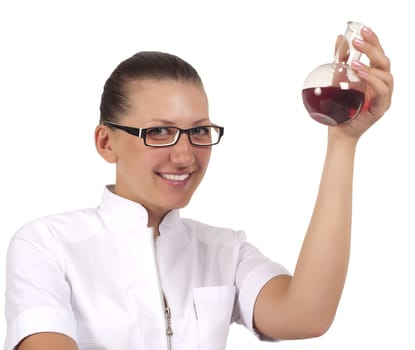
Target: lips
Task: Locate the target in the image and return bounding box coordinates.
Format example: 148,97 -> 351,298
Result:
158,173 -> 191,182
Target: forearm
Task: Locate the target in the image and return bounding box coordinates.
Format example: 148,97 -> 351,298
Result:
289,134 -> 358,326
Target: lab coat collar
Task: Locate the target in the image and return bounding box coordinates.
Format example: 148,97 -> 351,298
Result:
99,185 -> 183,236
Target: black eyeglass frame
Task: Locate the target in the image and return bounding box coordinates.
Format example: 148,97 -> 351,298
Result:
103,121 -> 224,147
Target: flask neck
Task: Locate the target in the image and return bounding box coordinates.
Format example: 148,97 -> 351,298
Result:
333,21 -> 364,66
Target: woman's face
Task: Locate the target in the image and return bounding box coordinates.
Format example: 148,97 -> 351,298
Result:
108,79 -> 211,218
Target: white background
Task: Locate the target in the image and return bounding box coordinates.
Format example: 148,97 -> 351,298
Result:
0,0 -> 413,349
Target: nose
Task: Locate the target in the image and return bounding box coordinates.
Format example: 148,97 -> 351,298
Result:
169,132 -> 195,166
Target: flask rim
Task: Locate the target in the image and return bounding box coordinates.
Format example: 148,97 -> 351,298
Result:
347,21 -> 364,34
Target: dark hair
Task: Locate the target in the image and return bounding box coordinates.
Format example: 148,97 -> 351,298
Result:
99,51 -> 204,123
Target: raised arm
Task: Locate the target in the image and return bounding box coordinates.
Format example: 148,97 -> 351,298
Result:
253,25 -> 393,340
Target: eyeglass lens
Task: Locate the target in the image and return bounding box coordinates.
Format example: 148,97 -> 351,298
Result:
145,126 -> 220,146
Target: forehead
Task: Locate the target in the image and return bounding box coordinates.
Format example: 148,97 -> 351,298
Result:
124,79 -> 209,125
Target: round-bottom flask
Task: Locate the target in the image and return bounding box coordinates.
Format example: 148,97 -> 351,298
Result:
302,21 -> 366,126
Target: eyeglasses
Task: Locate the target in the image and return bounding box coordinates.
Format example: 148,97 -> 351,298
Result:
103,121 -> 224,147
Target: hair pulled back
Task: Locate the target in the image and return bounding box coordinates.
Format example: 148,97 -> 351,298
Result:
99,51 -> 203,123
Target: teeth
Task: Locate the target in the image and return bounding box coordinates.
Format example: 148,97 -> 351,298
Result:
160,173 -> 190,181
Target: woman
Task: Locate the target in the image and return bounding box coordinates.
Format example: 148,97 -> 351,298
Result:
5,25 -> 393,350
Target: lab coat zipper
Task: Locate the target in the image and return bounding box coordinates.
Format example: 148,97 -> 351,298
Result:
164,297 -> 173,350
150,227 -> 174,350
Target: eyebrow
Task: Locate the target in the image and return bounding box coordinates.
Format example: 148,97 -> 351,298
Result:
145,118 -> 211,126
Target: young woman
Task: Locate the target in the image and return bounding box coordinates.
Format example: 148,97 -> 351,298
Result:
5,25 -> 393,350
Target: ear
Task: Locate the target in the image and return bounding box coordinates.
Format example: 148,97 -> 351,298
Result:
94,124 -> 118,163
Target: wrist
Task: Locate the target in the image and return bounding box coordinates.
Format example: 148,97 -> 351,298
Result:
326,130 -> 358,157
327,128 -> 359,149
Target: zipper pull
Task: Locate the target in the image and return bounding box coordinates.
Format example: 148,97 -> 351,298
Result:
165,306 -> 174,336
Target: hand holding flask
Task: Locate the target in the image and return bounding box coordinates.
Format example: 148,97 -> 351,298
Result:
302,21 -> 366,126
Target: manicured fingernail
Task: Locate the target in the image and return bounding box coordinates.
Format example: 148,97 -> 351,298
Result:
357,70 -> 369,78
352,60 -> 368,77
362,26 -> 372,35
353,38 -> 365,47
352,60 -> 364,69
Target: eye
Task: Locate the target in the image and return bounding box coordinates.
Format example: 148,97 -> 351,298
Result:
190,126 -> 210,136
146,127 -> 170,137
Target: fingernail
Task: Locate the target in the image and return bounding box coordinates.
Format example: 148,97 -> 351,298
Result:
352,60 -> 364,69
362,26 -> 373,35
357,70 -> 369,78
353,38 -> 364,47
351,60 -> 368,78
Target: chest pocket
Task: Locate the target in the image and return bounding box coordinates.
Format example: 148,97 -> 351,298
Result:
192,285 -> 236,350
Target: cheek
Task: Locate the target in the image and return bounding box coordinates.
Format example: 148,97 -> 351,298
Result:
115,141 -> 152,174
196,149 -> 212,169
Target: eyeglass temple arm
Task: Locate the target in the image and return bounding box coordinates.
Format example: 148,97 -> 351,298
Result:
105,122 -> 144,138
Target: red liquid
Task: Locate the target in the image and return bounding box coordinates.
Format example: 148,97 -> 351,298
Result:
302,86 -> 365,126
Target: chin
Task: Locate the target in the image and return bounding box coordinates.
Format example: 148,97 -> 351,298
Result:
166,197 -> 192,210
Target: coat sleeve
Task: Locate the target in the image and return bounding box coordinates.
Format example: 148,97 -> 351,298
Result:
4,220 -> 78,350
233,233 -> 291,341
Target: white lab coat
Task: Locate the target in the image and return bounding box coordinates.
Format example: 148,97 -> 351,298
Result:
5,186 -> 289,349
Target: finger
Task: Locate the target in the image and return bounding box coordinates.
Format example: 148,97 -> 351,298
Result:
352,61 -> 394,89
353,26 -> 391,72
334,34 -> 350,62
334,34 -> 343,54
362,70 -> 393,101
352,62 -> 393,115
352,37 -> 391,72
360,26 -> 384,54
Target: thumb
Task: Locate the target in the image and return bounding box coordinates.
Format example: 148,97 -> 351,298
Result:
334,34 -> 350,63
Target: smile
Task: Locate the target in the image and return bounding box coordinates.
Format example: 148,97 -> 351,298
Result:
159,173 -> 191,182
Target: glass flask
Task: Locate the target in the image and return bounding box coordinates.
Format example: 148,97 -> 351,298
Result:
302,21 -> 366,126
